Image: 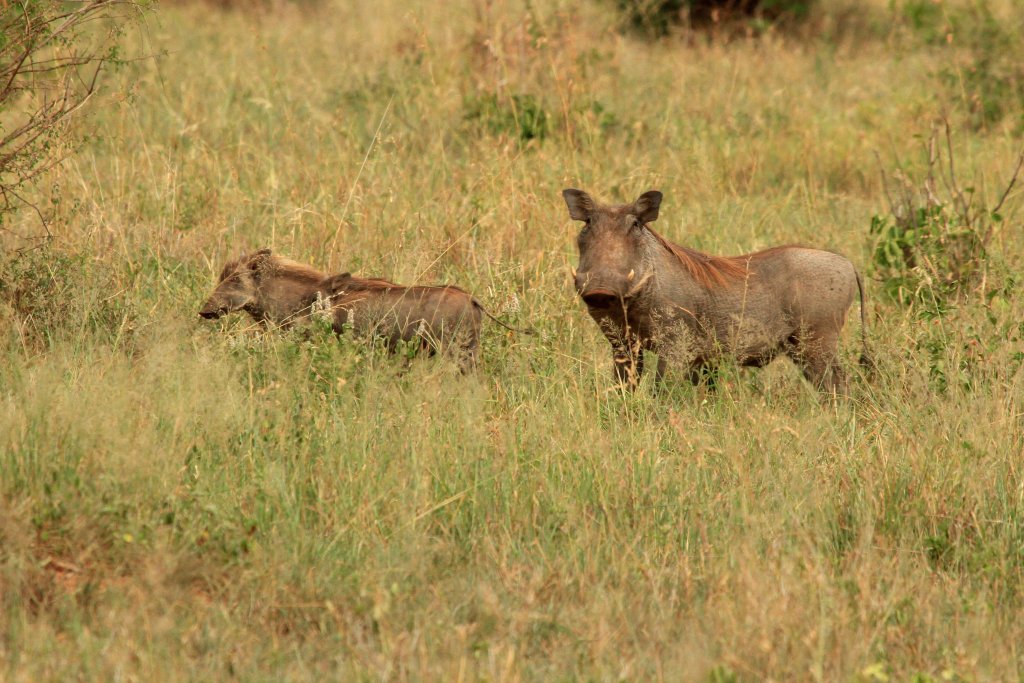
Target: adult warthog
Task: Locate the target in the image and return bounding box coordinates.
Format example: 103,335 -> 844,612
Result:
563,188 -> 869,394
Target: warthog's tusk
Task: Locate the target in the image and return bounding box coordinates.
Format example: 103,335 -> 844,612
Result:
570,267 -> 577,280
627,269 -> 635,282
625,271 -> 653,298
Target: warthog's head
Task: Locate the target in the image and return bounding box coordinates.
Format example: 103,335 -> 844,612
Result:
563,188 -> 662,310
198,248 -> 272,320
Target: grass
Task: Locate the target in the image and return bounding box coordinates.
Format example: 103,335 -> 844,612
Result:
1,0 -> 1023,679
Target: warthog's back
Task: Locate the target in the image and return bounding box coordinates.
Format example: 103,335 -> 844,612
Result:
321,274 -> 483,363
751,247 -> 859,328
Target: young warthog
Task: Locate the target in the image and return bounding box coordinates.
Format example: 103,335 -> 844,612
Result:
563,188 -> 869,394
198,249 -> 326,327
318,273 -> 518,372
198,250 -> 517,371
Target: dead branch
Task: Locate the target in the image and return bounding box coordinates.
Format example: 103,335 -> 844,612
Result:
991,152 -> 1024,217
0,0 -> 147,228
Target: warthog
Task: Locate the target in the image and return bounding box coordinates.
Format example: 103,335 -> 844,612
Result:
198,249 -> 326,327
198,249 -> 517,372
318,273 -> 519,372
563,188 -> 869,394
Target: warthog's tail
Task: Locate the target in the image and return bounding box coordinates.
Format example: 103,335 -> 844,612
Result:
855,270 -> 875,372
472,300 -> 534,335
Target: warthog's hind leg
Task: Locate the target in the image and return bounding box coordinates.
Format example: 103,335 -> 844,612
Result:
789,330 -> 848,397
457,339 -> 479,375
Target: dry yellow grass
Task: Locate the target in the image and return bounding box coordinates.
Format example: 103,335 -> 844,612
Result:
1,0 -> 1023,680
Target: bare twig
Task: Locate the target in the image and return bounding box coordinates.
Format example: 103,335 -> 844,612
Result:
942,119 -> 972,225
0,0 -> 146,228
874,150 -> 897,217
991,151 -> 1024,216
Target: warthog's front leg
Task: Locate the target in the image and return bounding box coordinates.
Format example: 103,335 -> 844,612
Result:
655,355 -> 668,384
612,345 -> 643,389
595,315 -> 645,390
608,334 -> 646,390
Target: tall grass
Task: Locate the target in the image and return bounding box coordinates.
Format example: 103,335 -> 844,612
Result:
1,0 -> 1023,679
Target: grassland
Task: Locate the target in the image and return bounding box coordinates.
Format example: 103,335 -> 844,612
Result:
1,0 -> 1023,679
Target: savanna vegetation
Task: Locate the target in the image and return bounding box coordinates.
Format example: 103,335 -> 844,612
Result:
1,0 -> 1023,679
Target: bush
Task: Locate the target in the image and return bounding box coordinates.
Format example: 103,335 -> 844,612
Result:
0,0 -> 148,229
463,92 -> 551,143
0,247 -> 136,351
869,123 -> 1023,312
614,0 -> 815,35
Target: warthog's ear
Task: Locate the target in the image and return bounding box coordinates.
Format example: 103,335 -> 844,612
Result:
633,191 -> 663,224
562,189 -> 595,222
247,248 -> 273,276
321,272 -> 352,294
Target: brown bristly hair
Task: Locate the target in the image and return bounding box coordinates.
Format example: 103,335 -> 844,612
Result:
648,227 -> 751,288
648,229 -> 803,289
326,274 -> 398,292
217,258 -> 242,282
269,256 -> 326,283
324,273 -> 470,295
217,252 -> 325,284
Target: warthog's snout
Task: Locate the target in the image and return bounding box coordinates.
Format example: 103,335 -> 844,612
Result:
575,270 -> 632,309
198,307 -> 225,320
579,288 -> 620,309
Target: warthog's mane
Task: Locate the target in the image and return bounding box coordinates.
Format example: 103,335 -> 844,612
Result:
327,275 -> 399,292
648,228 -> 796,289
217,252 -> 325,284
217,257 -> 243,282
268,256 -> 326,283
325,274 -> 470,296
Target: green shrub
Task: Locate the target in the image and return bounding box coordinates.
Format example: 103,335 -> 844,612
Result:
0,247 -> 136,351
869,124 -> 1022,312
463,92 -> 551,143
